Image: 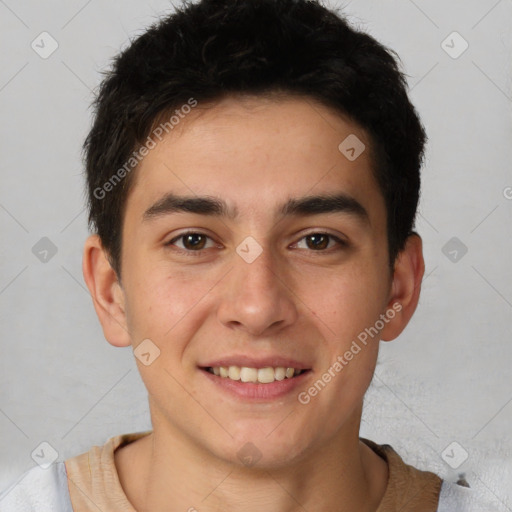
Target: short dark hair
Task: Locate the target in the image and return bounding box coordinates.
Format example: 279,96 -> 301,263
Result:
84,0 -> 426,277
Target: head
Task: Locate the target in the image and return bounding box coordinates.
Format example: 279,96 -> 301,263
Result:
83,0 -> 425,468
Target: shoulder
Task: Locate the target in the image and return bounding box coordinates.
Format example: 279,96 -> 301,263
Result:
361,439 -> 442,510
0,431 -> 151,512
0,462 -> 73,512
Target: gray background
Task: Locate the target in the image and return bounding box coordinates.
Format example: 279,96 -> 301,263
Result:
1,0 -> 511,508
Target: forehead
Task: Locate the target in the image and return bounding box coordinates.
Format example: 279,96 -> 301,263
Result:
126,95 -> 385,224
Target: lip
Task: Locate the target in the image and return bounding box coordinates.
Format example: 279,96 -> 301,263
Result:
199,367 -> 312,401
200,355 -> 311,370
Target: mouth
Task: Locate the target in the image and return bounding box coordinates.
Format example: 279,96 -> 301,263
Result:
199,363 -> 312,401
202,366 -> 309,384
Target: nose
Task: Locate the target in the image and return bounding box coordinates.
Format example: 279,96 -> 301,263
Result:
216,245 -> 298,337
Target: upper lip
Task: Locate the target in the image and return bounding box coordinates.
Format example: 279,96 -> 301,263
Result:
201,355 -> 311,370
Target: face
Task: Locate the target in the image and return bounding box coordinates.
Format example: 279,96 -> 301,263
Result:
113,96 -> 396,467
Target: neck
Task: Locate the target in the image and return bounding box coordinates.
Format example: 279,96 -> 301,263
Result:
115,409 -> 388,512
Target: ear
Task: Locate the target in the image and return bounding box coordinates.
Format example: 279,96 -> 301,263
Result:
380,233 -> 425,342
82,234 -> 131,347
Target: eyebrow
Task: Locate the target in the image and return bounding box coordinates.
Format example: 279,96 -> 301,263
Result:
142,192 -> 369,224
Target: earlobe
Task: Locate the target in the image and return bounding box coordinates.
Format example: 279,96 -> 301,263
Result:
380,234 -> 425,342
82,235 -> 132,347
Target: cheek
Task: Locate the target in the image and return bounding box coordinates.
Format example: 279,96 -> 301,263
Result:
316,264 -> 387,411
299,261 -> 388,346
123,263 -> 219,346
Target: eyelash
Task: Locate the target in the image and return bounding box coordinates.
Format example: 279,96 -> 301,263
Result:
165,231 -> 348,256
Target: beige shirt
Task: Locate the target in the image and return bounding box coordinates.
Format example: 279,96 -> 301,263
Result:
64,431 -> 442,511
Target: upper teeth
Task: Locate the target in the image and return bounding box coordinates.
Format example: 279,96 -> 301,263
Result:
209,366 -> 302,383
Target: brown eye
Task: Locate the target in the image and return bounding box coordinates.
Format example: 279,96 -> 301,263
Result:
167,232 -> 215,252
182,233 -> 207,250
294,232 -> 347,252
305,234 -> 329,250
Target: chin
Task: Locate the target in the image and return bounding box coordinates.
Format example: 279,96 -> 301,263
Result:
211,423 -> 314,470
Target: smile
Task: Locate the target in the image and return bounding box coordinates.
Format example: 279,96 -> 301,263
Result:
206,366 -> 306,384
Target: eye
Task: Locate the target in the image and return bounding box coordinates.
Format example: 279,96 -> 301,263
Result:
294,232 -> 347,252
165,231 -> 347,255
166,231 -> 217,252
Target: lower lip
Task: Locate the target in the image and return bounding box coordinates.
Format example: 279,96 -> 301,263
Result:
200,368 -> 311,401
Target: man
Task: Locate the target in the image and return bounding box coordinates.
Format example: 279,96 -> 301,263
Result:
1,0 -> 479,510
